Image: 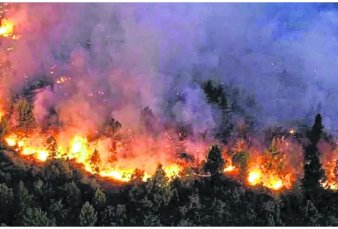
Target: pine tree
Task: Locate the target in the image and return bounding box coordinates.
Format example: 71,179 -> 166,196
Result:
0,183 -> 13,224
140,107 -> 156,131
62,181 -> 82,208
100,206 -> 117,226
92,188 -> 106,210
16,181 -> 32,213
203,145 -> 224,176
131,168 -> 146,184
146,164 -> 172,210
105,118 -> 121,163
0,183 -> 13,209
48,199 -> 69,225
302,114 -> 325,196
304,200 -> 322,226
79,201 -> 97,226
16,98 -> 36,132
21,208 -> 55,226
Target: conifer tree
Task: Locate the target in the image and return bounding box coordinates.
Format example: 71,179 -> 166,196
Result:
302,114 -> 325,196
79,201 -> 97,226
203,145 -> 224,176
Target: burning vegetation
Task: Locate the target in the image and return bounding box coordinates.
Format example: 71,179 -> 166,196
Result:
0,14 -> 335,193
2,3 -> 338,226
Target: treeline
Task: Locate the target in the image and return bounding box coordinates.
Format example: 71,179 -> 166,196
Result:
0,114 -> 338,226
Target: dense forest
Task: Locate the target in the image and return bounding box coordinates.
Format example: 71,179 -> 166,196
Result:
0,106 -> 338,226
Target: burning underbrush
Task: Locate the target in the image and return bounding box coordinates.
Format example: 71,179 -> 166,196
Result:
0,102 -> 310,193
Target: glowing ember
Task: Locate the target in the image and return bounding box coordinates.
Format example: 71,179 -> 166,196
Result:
0,19 -> 14,38
224,164 -> 236,173
265,176 -> 283,190
163,164 -> 181,179
99,168 -> 134,183
56,76 -> 70,85
5,136 -> 17,146
36,150 -> 49,162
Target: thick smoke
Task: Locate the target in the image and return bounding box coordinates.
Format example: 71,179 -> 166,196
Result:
2,3 -> 338,138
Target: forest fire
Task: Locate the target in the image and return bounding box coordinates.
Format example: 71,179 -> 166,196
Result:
0,5 -> 337,197
1,118 -> 303,191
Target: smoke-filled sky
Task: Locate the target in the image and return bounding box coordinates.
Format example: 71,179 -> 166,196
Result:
3,3 -> 338,136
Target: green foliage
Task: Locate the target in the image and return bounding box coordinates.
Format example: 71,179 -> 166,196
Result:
61,181 -> 82,208
21,208 -> 55,226
92,187 -> 106,209
79,201 -> 97,226
146,165 -> 172,210
48,199 -> 69,224
100,205 -> 127,226
0,183 -> 13,208
16,181 -> 32,212
0,183 -> 13,224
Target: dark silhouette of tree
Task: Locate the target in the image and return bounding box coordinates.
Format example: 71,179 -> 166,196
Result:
61,181 -> 82,208
48,199 -> 69,225
105,118 -> 121,163
90,149 -> 101,173
100,205 -> 127,226
0,117 -> 8,141
304,200 -> 322,226
140,107 -> 158,134
46,135 -> 57,159
232,151 -> 249,177
302,114 -> 326,196
203,81 -> 233,142
143,212 -> 161,226
203,145 -> 224,176
79,201 -> 97,226
131,168 -> 146,184
0,183 -> 13,224
16,98 -> 36,132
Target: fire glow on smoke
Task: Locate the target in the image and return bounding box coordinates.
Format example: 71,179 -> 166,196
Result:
1,3 -> 338,192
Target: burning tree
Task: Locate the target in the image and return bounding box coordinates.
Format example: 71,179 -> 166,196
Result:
16,98 -> 36,133
104,118 -> 122,163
